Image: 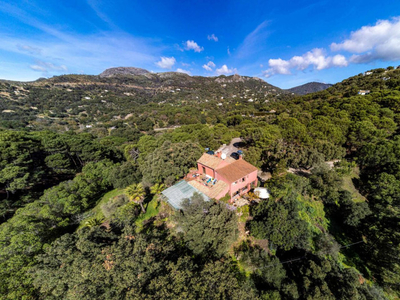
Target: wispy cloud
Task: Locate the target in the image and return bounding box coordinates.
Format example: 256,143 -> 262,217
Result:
236,20 -> 270,58
16,44 -> 42,55
156,57 -> 176,69
263,48 -> 347,77
185,40 -> 204,52
86,0 -> 118,30
0,3 -> 163,78
216,64 -> 237,75
207,34 -> 218,42
1,32 -> 161,74
30,60 -> 67,73
202,61 -> 216,71
331,17 -> 400,63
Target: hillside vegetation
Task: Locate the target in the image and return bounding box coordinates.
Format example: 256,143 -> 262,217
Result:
287,82 -> 333,95
0,70 -> 287,134
0,66 -> 400,299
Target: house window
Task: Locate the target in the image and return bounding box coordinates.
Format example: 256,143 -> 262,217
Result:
202,166 -> 206,174
251,181 -> 256,188
242,177 -> 245,182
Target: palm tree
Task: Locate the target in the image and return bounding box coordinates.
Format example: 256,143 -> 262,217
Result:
125,183 -> 146,213
150,183 -> 165,195
84,217 -> 104,229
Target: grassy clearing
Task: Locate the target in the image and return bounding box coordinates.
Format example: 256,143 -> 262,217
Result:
342,167 -> 366,203
135,196 -> 160,231
237,205 -> 250,223
78,188 -> 125,229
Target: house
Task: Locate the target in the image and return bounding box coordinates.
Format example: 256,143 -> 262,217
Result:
188,152 -> 258,202
358,90 -> 370,95
364,71 -> 373,75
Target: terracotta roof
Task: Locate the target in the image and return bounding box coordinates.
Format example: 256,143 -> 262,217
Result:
197,153 -> 235,169
216,159 -> 258,184
188,180 -> 228,199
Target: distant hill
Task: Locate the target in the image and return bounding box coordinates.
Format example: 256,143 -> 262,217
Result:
0,67 -> 288,132
287,82 -> 333,95
99,67 -> 150,77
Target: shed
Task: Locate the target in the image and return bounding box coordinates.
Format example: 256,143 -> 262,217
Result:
161,181 -> 209,210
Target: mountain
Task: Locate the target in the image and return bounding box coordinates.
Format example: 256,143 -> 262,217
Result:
0,68 -> 288,132
287,81 -> 333,95
99,67 -> 150,77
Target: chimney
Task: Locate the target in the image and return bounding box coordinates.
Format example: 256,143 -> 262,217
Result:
239,154 -> 243,160
216,152 -> 222,158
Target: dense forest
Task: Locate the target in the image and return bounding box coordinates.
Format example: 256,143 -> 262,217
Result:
1,66 -> 400,299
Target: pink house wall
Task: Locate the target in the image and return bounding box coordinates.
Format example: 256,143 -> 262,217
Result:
230,171 -> 258,199
197,163 -> 214,178
216,170 -> 258,201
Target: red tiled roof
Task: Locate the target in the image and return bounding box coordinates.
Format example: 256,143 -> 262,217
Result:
216,159 -> 258,184
197,153 -> 235,169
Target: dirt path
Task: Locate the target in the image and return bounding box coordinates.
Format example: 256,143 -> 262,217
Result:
154,125 -> 181,131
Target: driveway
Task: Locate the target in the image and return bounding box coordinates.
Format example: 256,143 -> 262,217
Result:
218,137 -> 244,157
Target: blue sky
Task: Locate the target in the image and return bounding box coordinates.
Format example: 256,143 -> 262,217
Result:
1,0 -> 400,88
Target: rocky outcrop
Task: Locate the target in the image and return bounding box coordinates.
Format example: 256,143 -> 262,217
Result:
99,67 -> 150,78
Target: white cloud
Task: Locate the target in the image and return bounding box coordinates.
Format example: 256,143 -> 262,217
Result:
331,17 -> 400,62
208,61 -> 216,68
202,61 -> 216,71
265,58 -> 291,76
185,40 -> 204,52
207,34 -> 218,42
216,64 -> 237,75
176,68 -> 191,75
30,60 -> 67,73
156,56 -> 176,69
263,48 -> 347,77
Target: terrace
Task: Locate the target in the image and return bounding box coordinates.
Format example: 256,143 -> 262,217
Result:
186,170 -> 229,199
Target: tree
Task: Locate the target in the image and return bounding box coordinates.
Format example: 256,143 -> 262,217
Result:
31,223 -> 260,300
0,160 -> 114,298
150,183 -> 165,195
249,192 -> 313,251
125,183 -> 146,213
139,140 -> 202,185
176,193 -> 238,257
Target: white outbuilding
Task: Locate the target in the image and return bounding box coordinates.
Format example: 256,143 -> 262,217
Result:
254,187 -> 270,199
